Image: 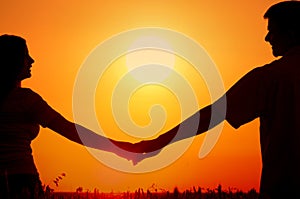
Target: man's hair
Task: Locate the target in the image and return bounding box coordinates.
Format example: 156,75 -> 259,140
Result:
264,1 -> 300,34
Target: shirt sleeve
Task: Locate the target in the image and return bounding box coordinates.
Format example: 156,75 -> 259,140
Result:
225,67 -> 267,129
25,89 -> 63,128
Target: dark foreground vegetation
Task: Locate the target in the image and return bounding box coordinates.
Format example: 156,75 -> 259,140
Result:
46,185 -> 259,199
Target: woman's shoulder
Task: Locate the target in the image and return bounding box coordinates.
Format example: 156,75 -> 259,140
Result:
1,88 -> 44,112
12,87 -> 43,101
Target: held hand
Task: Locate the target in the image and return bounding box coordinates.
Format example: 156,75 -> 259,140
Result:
109,140 -> 162,165
108,127 -> 177,165
133,128 -> 178,153
120,132 -> 176,164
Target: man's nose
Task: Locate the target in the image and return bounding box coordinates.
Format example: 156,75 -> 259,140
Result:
265,32 -> 271,42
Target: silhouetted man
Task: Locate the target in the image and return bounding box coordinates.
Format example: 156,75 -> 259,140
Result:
132,1 -> 300,198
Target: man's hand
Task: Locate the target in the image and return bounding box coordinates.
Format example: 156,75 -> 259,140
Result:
133,127 -> 178,153
109,140 -> 163,165
109,126 -> 178,165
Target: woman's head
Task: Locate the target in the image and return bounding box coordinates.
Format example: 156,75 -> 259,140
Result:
0,34 -> 34,83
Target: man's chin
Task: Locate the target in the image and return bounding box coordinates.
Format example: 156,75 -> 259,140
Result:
272,48 -> 282,57
272,52 -> 281,57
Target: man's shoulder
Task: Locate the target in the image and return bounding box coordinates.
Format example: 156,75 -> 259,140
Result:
255,56 -> 292,73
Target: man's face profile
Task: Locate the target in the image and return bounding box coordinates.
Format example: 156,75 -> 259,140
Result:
265,19 -> 294,57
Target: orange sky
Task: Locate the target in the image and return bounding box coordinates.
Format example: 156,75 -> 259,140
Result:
0,0 -> 282,193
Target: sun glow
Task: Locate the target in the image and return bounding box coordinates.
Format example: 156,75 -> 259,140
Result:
126,36 -> 175,82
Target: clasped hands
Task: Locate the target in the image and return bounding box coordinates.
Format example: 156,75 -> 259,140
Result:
109,130 -> 177,165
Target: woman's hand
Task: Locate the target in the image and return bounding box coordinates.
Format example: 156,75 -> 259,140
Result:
109,140 -> 162,165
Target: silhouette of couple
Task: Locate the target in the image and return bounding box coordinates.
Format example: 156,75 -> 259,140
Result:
1,1 -> 300,199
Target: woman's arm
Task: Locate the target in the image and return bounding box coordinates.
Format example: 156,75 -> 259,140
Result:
46,114 -> 143,163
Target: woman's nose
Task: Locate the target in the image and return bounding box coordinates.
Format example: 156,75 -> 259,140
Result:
29,56 -> 35,64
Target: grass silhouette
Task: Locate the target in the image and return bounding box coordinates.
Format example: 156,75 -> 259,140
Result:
45,184 -> 260,199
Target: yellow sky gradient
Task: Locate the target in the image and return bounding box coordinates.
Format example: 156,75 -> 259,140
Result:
1,0 -> 281,192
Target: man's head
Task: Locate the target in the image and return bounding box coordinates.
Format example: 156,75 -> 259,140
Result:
264,1 -> 300,57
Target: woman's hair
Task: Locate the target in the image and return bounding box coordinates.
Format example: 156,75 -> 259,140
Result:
0,34 -> 27,103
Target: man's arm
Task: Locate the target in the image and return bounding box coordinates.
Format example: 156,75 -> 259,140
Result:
134,103 -> 224,153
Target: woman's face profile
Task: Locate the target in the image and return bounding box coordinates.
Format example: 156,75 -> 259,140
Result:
17,45 -> 34,81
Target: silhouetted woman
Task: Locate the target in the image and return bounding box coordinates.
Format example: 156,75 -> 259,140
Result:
0,34 -> 135,199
